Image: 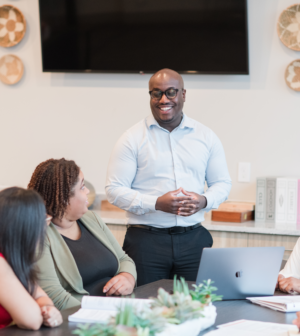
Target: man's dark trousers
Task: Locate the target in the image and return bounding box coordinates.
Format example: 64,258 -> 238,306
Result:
123,224 -> 213,287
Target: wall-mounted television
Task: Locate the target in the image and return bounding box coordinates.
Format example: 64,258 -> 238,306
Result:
39,0 -> 248,74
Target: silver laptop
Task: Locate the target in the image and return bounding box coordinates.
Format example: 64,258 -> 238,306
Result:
196,246 -> 285,300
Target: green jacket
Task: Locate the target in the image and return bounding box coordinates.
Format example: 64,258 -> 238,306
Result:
37,211 -> 136,311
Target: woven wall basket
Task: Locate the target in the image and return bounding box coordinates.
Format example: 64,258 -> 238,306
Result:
285,59 -> 300,91
0,5 -> 26,47
0,54 -> 24,85
278,4 -> 300,51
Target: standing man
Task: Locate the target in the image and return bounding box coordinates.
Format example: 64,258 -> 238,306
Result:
105,69 -> 231,286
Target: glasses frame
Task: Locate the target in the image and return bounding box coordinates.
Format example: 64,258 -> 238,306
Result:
149,88 -> 182,100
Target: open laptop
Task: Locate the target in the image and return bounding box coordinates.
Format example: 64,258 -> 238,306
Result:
196,246 -> 285,300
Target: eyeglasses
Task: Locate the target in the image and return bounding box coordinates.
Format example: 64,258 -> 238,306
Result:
149,88 -> 181,100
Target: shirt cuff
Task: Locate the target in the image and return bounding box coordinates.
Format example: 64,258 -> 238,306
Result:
279,270 -> 299,279
142,195 -> 158,212
201,193 -> 214,211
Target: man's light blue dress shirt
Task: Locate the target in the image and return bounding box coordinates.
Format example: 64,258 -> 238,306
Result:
105,114 -> 231,228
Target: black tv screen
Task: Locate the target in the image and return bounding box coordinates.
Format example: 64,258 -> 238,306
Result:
39,0 -> 248,74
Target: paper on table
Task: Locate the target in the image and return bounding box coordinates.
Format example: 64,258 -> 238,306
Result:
247,296 -> 300,304
204,320 -> 299,336
82,296 -> 152,312
68,308 -> 117,323
247,296 -> 300,312
205,330 -> 298,336
69,296 -> 153,323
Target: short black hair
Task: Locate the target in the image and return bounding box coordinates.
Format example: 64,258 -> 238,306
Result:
0,187 -> 46,295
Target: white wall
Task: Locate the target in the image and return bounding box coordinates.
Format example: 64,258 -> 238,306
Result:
0,0 -> 300,201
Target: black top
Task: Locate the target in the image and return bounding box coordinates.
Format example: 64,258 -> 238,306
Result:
62,220 -> 118,296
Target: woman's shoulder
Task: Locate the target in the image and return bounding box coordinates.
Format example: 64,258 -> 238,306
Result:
0,254 -> 13,272
81,211 -> 105,228
43,228 -> 52,245
0,254 -> 8,269
0,255 -> 12,274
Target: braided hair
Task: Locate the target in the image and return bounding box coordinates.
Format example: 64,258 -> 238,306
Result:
28,158 -> 80,219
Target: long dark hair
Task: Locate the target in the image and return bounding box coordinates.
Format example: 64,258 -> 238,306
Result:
0,187 -> 46,295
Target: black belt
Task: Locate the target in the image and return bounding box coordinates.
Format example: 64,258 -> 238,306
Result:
127,223 -> 202,235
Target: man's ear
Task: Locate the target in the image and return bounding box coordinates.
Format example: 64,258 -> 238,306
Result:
182,89 -> 186,102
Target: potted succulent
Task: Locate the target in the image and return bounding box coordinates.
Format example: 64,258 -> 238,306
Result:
152,277 -> 221,336
73,304 -> 166,336
73,277 -> 221,336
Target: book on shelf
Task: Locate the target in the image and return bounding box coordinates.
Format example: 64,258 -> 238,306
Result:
255,177 -> 278,222
298,179 -> 300,226
287,178 -> 298,224
68,296 -> 152,323
275,178 -> 299,224
256,177 -> 300,224
255,177 -> 266,221
247,296 -> 300,313
266,177 -> 277,222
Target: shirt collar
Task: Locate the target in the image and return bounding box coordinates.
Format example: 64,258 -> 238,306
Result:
146,113 -> 195,130
179,114 -> 195,129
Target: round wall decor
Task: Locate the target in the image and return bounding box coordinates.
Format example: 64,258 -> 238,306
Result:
0,54 -> 24,85
285,59 -> 300,91
0,5 -> 26,47
277,4 -> 300,51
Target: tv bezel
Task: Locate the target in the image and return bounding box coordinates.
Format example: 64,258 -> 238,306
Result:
38,0 -> 249,75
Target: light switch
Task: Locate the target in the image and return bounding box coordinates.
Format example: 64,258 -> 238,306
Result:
238,162 -> 251,182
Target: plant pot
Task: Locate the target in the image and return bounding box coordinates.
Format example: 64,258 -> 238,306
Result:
157,304 -> 217,336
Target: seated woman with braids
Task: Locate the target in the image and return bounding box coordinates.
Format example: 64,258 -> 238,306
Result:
28,158 -> 136,311
0,187 -> 62,329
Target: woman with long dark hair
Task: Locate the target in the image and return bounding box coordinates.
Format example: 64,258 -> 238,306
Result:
0,187 -> 62,329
